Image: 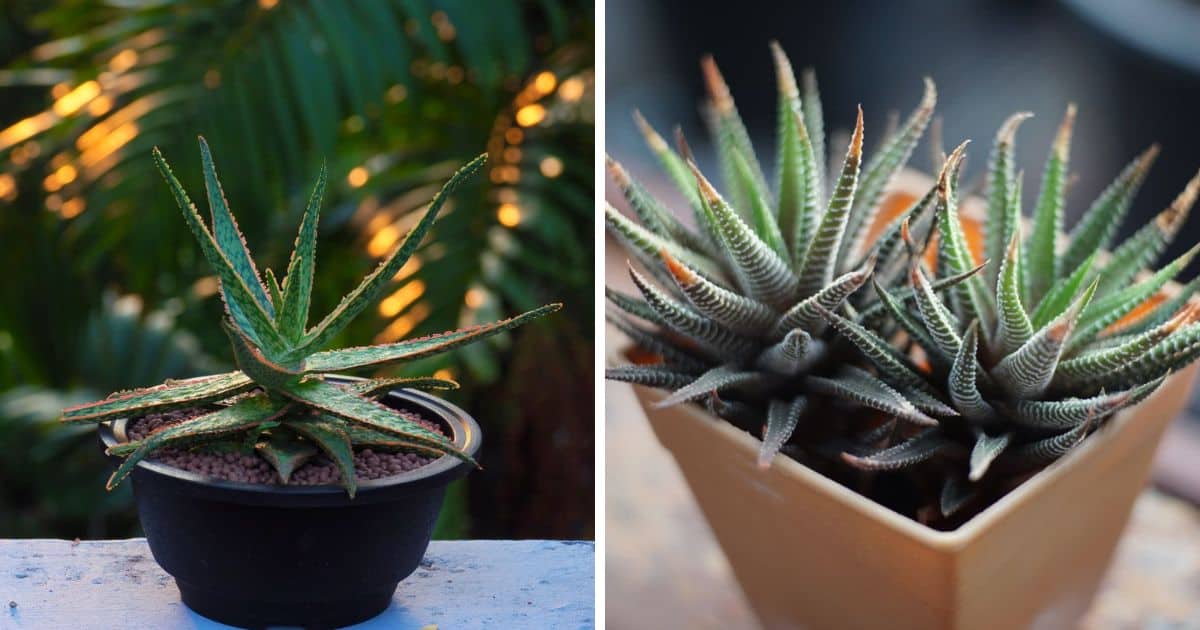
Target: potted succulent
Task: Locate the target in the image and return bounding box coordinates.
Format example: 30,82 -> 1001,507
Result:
61,139 -> 560,629
606,42 -> 1200,629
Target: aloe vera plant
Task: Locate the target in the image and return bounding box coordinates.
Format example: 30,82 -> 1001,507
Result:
827,111 -> 1200,518
605,43 -> 944,466
62,139 -> 560,497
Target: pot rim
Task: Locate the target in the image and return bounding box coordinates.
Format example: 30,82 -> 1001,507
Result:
98,374 -> 481,502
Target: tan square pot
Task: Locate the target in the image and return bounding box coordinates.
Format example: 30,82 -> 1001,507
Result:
632,360 -> 1197,630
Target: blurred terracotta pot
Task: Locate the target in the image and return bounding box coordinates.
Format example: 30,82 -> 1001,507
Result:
626,176 -> 1199,629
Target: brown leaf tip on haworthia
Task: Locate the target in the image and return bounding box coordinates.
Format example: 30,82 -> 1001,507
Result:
606,42 -> 939,474
769,40 -> 799,100
1053,103 -> 1077,159
1155,168 -> 1200,235
700,54 -> 735,114
63,141 -> 559,496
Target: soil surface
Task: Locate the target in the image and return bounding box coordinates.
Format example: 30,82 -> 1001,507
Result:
126,402 -> 444,486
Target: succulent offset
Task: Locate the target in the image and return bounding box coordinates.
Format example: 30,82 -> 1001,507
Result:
606,43 -> 941,467
606,42 -> 1200,523
827,111 -> 1200,518
62,139 -> 560,497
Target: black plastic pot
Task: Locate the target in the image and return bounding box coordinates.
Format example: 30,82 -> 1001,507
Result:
98,380 -> 481,629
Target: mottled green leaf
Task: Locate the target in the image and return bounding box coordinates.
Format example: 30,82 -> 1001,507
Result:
62,371 -> 253,423
255,428 -> 318,483
106,394 -> 288,489
299,154 -> 486,356
280,378 -> 466,461
288,417 -> 358,497
279,161 -> 327,342
153,147 -> 287,357
305,303 -> 561,373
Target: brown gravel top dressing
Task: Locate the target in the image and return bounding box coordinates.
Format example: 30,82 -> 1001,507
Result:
126,401 -> 445,486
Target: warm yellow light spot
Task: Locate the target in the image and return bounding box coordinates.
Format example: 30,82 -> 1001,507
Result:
378,280 -> 426,317
52,81 -> 100,117
0,174 -> 16,201
0,113 -> 56,152
504,127 -> 523,144
533,71 -> 557,95
50,153 -> 69,168
376,303 -> 430,343
393,256 -> 422,280
496,188 -> 518,203
60,197 -> 85,219
109,49 -> 139,72
43,174 -> 62,192
558,76 -> 585,102
259,0 -> 279,9
503,147 -> 522,163
51,82 -> 70,99
344,115 -> 364,133
464,287 -> 487,309
192,276 -> 220,298
45,194 -> 62,211
446,66 -> 464,84
386,84 -> 408,103
497,203 -> 521,227
87,94 -> 114,116
515,104 -> 546,127
539,156 -> 563,178
79,121 -> 138,171
367,224 -> 400,257
433,368 -> 454,380
203,69 -> 221,89
54,164 -> 77,185
347,166 -> 369,188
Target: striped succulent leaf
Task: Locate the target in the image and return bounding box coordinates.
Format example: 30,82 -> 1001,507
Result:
66,141 -> 559,495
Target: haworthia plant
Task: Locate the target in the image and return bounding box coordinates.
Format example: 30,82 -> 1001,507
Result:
823,113 -> 1200,518
606,42 -> 938,468
63,139 -> 560,497
606,43 -> 1200,527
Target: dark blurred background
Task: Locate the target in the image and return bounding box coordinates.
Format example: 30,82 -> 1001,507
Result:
607,0 -> 1200,487
0,0 -> 593,541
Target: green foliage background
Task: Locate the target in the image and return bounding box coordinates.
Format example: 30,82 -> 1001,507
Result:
0,0 -> 594,540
